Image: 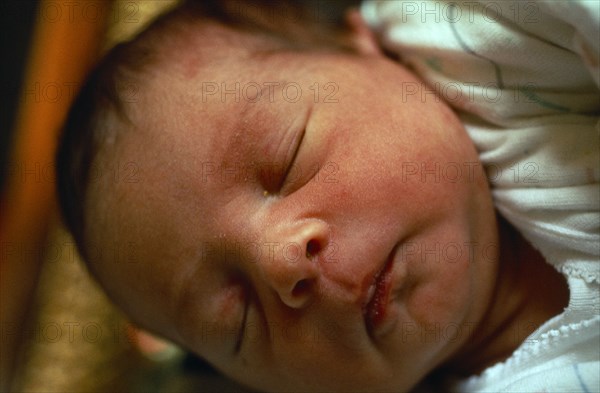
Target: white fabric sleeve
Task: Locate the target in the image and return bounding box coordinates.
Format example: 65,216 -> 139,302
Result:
361,0 -> 600,281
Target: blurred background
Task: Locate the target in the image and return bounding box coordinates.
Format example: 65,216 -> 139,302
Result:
1,1 -> 249,391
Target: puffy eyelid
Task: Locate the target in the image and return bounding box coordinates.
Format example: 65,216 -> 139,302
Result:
235,295 -> 249,354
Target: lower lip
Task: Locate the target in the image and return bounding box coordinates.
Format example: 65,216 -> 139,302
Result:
365,253 -> 398,337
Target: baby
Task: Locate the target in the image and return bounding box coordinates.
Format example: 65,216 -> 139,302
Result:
56,1 -> 584,391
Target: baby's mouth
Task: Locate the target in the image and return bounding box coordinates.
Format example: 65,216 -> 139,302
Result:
363,246 -> 397,336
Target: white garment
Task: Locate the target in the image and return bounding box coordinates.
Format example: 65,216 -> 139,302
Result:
361,1 -> 600,391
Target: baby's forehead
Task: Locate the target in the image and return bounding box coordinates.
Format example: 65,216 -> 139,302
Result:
143,10 -> 350,92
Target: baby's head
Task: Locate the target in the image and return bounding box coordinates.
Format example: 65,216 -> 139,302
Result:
57,1 -> 499,391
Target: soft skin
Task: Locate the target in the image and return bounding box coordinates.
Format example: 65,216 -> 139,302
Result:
85,20 -> 501,392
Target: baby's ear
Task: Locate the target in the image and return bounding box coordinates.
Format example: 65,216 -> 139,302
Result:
343,8 -> 383,56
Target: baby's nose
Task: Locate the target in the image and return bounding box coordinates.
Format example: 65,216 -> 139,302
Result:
259,219 -> 329,309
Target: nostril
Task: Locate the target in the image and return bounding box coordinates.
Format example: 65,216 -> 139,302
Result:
292,279 -> 311,298
306,239 -> 321,258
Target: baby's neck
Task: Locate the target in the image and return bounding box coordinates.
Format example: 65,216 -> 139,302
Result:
447,215 -> 569,376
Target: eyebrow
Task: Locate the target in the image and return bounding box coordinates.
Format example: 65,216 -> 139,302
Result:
221,100 -> 263,161
219,96 -> 282,175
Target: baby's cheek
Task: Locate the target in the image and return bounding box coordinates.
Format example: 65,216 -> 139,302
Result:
409,249 -> 474,329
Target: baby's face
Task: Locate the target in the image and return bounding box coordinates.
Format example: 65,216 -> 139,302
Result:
87,26 -> 499,392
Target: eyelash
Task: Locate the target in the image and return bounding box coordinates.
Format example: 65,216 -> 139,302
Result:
235,297 -> 249,354
278,128 -> 306,192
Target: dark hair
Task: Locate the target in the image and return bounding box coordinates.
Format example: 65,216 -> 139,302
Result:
55,0 -> 356,260
56,45 -> 128,257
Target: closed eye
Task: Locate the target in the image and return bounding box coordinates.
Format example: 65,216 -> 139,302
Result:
279,127 -> 306,192
235,296 -> 249,354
